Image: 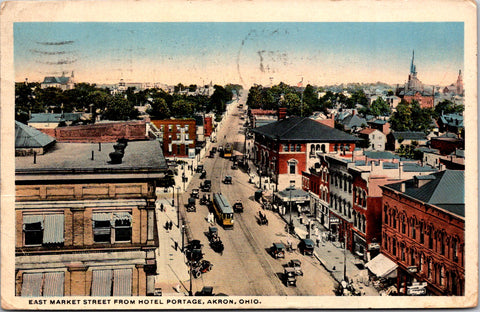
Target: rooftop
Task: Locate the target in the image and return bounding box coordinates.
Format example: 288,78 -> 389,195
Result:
391,131 -> 427,140
16,140 -> 167,173
384,170 -> 464,217
252,116 -> 358,143
364,151 -> 400,160
15,121 -> 56,148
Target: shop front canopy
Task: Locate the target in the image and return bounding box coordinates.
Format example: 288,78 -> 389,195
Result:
365,253 -> 398,279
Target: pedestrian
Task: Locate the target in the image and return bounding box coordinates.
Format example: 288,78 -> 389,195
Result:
160,203 -> 164,212
316,238 -> 320,247
165,221 -> 169,230
168,221 -> 173,230
174,241 -> 178,251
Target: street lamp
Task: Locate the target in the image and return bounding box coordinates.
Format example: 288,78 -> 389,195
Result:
176,186 -> 181,228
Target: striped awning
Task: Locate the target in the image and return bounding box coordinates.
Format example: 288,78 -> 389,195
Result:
43,215 -> 64,244
112,269 -> 132,296
43,272 -> 64,296
92,213 -> 111,222
113,212 -> 132,222
23,215 -> 43,229
91,270 -> 112,296
21,273 -> 43,297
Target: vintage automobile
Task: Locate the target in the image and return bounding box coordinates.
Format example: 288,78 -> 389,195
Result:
258,211 -> 268,225
298,238 -> 315,256
195,286 -> 214,296
223,175 -> 232,184
209,150 -> 215,158
208,226 -> 218,240
200,170 -> 207,179
200,194 -> 211,205
191,260 -> 213,278
233,201 -> 244,213
284,267 -> 297,287
201,180 -> 212,192
186,240 -> 203,262
191,189 -> 199,199
196,164 -> 204,173
270,243 -> 286,259
287,259 -> 303,276
187,197 -> 196,212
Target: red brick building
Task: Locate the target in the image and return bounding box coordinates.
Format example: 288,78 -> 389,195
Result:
251,116 -> 357,191
381,170 -> 465,295
39,120 -> 148,143
204,116 -> 213,137
150,119 -> 196,158
403,91 -> 434,109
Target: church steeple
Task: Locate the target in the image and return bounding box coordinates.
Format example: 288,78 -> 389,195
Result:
410,50 -> 417,75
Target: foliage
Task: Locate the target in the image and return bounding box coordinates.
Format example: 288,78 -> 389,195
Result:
433,99 -> 464,118
102,95 -> 139,121
147,97 -> 170,119
367,97 -> 391,116
389,99 -> 433,133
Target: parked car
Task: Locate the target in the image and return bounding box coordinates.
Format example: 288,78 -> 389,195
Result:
284,267 -> 297,287
287,259 -> 303,276
223,175 -> 232,184
196,165 -> 204,173
187,197 -> 196,212
233,201 -> 243,213
201,180 -> 212,192
298,238 -> 315,256
270,243 -> 286,259
195,286 -> 214,296
191,189 -> 199,199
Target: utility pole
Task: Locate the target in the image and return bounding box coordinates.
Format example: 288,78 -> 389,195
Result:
176,186 -> 180,228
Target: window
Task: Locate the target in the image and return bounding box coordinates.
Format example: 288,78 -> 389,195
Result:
185,134 -> 189,141
440,266 -> 445,286
392,238 -> 397,256
93,212 -> 132,244
177,144 -> 181,154
289,162 -> 296,174
91,269 -> 132,296
283,144 -> 288,152
296,144 -> 301,152
185,124 -> 189,131
401,219 -> 406,234
428,259 -> 432,279
419,223 -> 424,244
168,134 -> 172,142
160,125 -> 164,132
384,206 -> 388,224
21,271 -> 65,297
176,124 -> 181,131
168,125 -> 172,131
23,214 -> 64,246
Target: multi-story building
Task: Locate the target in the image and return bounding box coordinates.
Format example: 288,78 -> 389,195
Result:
358,128 -> 386,151
380,170 -> 464,295
150,119 -> 196,158
251,115 -> 358,191
15,140 -> 167,296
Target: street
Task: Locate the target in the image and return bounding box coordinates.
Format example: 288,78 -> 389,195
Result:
178,93 -> 337,296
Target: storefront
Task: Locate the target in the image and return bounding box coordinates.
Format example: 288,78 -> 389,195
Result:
353,231 -> 367,262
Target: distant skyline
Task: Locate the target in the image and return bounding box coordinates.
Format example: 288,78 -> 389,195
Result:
14,22 -> 464,87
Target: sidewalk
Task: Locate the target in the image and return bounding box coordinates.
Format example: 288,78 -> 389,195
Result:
280,211 -> 379,296
154,197 -> 190,296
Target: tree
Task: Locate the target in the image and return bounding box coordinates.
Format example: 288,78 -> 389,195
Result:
389,99 -> 433,133
389,99 -> 413,131
369,97 -> 391,116
433,99 -> 464,118
102,95 -> 139,121
147,97 -> 170,119
171,99 -> 194,118
284,92 -> 301,116
188,84 -> 197,92
15,82 -> 41,122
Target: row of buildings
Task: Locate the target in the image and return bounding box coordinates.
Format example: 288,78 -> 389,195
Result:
248,110 -> 465,296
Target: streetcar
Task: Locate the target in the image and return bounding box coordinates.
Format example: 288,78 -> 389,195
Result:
212,193 -> 234,229
222,143 -> 233,159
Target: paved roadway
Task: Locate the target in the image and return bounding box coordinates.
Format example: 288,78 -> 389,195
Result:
179,93 -> 337,296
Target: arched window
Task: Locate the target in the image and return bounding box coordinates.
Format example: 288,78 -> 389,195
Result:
384,205 -> 388,224
392,238 -> 397,256
440,266 -> 446,286
310,145 -> 315,156
428,258 -> 433,280
321,144 -> 326,153
287,159 -> 298,175
419,253 -> 424,273
419,221 -> 425,244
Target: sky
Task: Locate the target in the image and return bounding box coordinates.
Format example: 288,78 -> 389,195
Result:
14,22 -> 464,87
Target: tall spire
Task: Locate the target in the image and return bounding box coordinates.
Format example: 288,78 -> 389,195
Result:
410,50 -> 416,75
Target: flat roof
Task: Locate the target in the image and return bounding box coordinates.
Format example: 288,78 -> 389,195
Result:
16,140 -> 168,173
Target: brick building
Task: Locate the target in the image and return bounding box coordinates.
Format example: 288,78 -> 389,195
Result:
204,116 -> 213,138
150,119 -> 196,158
251,115 -> 358,191
39,120 -> 148,143
403,91 -> 434,109
380,170 -> 465,295
15,140 -> 167,296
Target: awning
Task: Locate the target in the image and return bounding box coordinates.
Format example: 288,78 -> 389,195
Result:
43,214 -> 65,244
113,269 -> 132,296
23,215 -> 43,229
43,272 -> 64,296
276,188 -> 310,202
92,213 -> 111,222
91,270 -> 112,296
365,254 -> 398,278
21,273 -> 43,297
113,212 -> 132,222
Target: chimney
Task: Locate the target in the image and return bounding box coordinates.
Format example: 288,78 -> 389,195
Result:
400,183 -> 406,192
352,109 -> 356,116
278,107 -> 287,120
